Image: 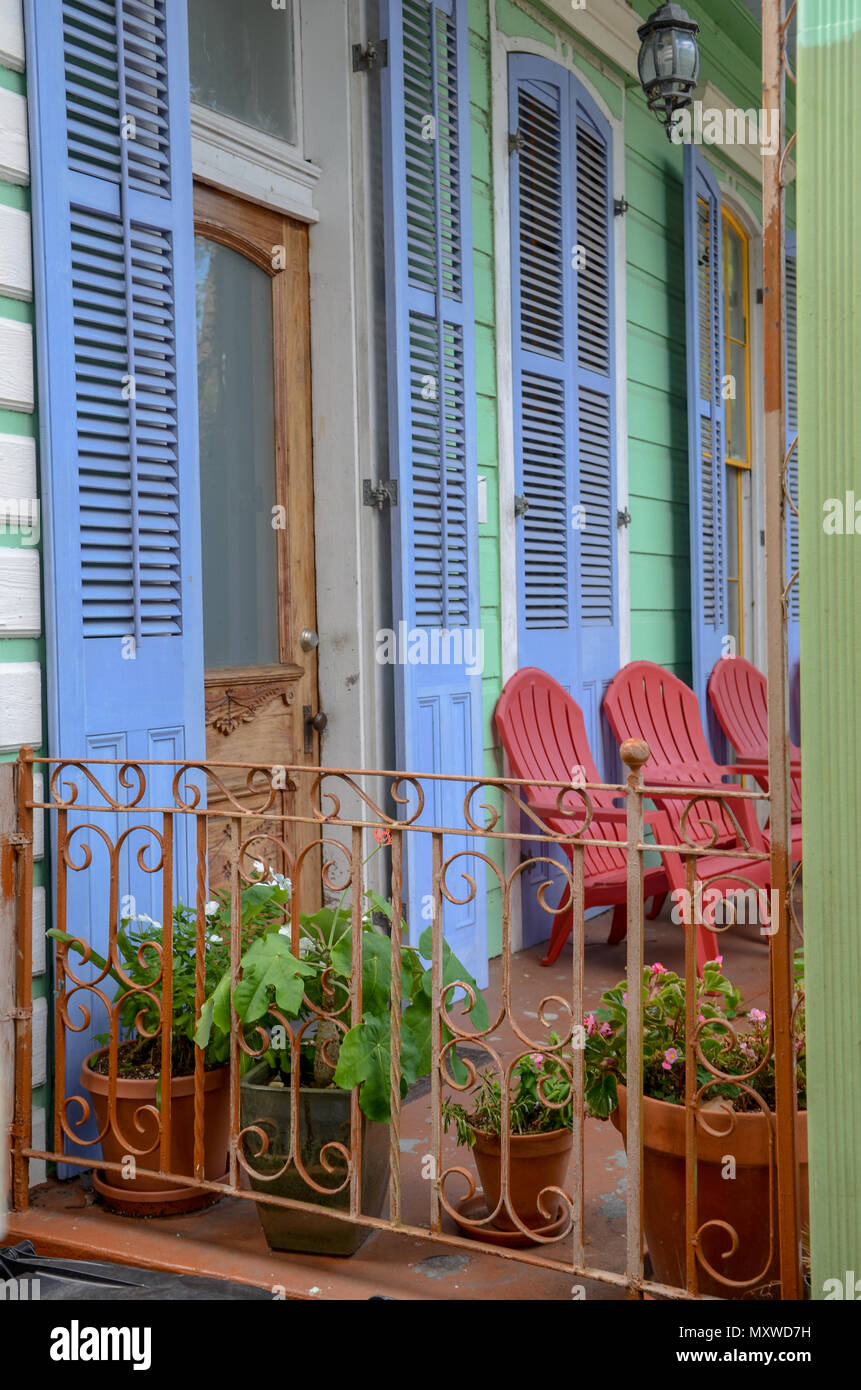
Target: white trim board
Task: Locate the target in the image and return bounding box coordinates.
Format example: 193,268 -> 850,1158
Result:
191,103 -> 321,223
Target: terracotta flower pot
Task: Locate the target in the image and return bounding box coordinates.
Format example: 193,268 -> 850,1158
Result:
81,1050 -> 230,1217
612,1083 -> 808,1298
470,1125 -> 573,1231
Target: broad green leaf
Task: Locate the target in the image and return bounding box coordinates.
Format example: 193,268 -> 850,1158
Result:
239,882 -> 286,927
194,995 -> 215,1048
401,991 -> 469,1086
330,929 -> 415,1016
210,970 -> 233,1036
231,933 -> 315,1023
333,1014 -> 420,1122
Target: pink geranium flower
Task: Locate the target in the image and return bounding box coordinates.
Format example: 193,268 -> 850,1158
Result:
748,1008 -> 767,1024
651,962 -> 666,974
599,1022 -> 613,1039
584,1013 -> 597,1035
661,1047 -> 679,1071
530,1052 -> 545,1066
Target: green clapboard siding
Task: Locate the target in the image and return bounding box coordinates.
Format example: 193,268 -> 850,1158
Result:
797,0 -> 861,1298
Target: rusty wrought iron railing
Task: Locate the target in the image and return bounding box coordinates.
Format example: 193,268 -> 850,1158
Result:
7,743 -> 804,1298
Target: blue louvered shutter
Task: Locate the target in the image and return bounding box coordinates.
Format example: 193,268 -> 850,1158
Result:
510,56 -> 618,759
784,232 -> 800,743
26,0 -> 204,1131
683,145 -> 727,744
509,58 -> 618,949
380,0 -> 487,985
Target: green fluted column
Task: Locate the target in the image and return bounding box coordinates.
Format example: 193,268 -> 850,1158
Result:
797,0 -> 861,1299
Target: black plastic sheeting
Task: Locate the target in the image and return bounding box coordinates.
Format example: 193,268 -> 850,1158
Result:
0,1241 -> 275,1301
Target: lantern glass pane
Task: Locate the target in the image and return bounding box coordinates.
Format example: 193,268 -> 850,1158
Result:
655,33 -> 677,79
638,38 -> 658,87
675,32 -> 699,81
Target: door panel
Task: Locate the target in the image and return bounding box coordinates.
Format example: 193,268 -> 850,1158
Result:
194,186 -> 320,891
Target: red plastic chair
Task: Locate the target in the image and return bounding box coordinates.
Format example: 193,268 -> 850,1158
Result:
603,662 -> 773,970
494,668 -> 668,965
707,656 -> 802,855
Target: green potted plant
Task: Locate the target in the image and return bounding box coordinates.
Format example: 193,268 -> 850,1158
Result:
442,1043 -> 574,1235
195,858 -> 488,1256
584,956 -> 808,1298
49,879 -> 288,1216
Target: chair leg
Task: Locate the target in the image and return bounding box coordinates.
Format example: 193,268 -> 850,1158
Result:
646,892 -> 666,921
541,895 -> 574,965
606,902 -> 627,945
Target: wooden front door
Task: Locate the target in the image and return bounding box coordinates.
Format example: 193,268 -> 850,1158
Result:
194,185 -> 321,886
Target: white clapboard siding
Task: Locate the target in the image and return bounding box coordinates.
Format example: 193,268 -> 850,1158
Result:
0,87 -> 28,184
0,204 -> 32,300
0,660 -> 41,751
0,431 -> 36,500
0,318 -> 34,411
31,994 -> 47,1087
32,884 -> 46,975
0,548 -> 40,636
0,0 -> 25,72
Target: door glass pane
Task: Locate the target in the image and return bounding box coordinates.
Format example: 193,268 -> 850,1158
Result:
195,238 -> 280,669
188,0 -> 297,145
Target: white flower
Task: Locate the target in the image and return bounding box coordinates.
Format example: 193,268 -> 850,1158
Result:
252,860 -> 265,876
204,901 -> 220,918
206,933 -> 223,945
268,872 -> 292,894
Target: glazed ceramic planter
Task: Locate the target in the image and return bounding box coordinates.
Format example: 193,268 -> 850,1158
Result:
81,1050 -> 230,1217
470,1125 -> 573,1231
612,1083 -> 809,1298
239,1062 -> 390,1256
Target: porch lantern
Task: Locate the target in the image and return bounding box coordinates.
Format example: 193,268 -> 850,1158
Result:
637,3 -> 700,139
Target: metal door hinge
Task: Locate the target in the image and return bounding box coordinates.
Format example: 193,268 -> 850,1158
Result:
514,494 -> 530,518
4,832 -> 31,850
363,479 -> 398,511
756,287 -> 764,304
0,1007 -> 32,1022
614,197 -> 629,217
509,128 -> 525,155
617,507 -> 632,528
352,39 -> 388,72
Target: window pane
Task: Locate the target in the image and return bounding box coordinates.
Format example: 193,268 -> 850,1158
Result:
188,0 -> 296,145
726,224 -> 746,344
728,337 -> 748,463
196,238 -> 280,669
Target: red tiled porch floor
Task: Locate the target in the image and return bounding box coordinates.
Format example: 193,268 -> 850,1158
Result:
8,907 -> 771,1300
